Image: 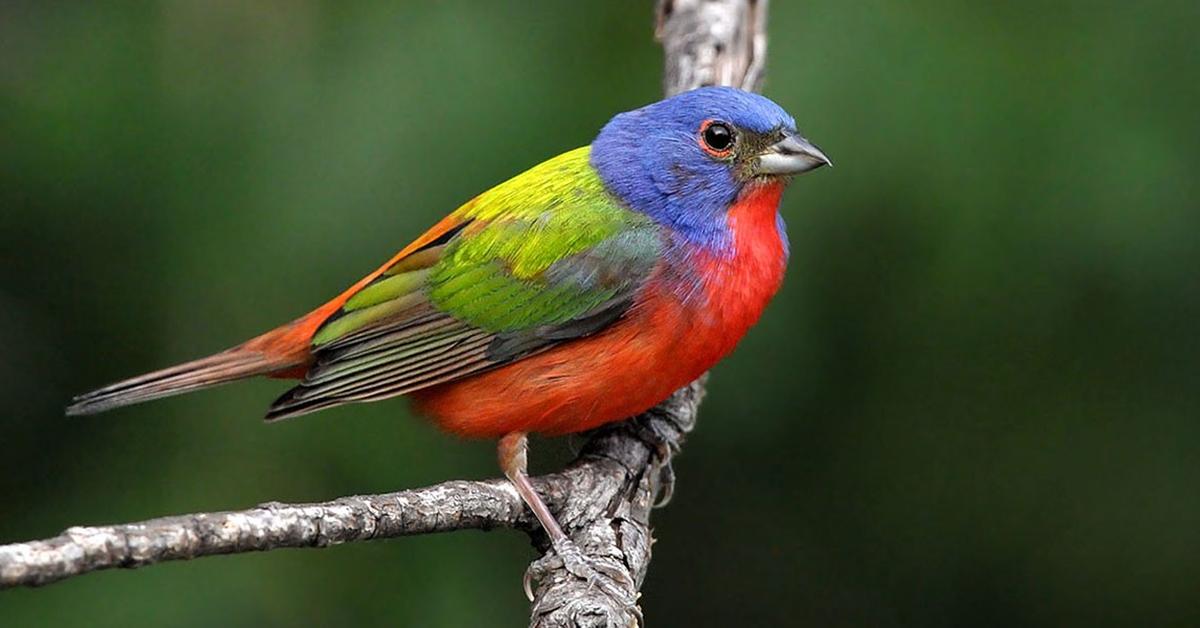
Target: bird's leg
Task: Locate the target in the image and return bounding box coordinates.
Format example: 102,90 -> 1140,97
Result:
497,432 -> 567,544
498,432 -> 634,605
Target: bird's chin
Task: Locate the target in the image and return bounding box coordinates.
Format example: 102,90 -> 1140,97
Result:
736,176 -> 790,200
747,174 -> 794,188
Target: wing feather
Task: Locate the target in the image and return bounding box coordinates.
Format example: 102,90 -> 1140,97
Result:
264,146 -> 661,421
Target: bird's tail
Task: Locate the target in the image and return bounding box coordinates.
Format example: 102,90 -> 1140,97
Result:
65,251 -> 395,417
66,325 -> 314,417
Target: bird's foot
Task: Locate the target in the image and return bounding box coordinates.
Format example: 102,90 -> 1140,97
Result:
624,418 -> 679,507
524,536 -> 637,607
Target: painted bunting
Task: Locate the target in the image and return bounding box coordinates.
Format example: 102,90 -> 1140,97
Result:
67,86 -> 829,561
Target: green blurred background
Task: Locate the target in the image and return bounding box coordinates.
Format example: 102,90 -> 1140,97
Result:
2,1 -> 1198,626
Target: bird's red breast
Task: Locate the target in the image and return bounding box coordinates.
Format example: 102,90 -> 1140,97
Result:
412,182 -> 788,437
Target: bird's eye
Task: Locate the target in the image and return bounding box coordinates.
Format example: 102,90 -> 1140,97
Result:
699,121 -> 736,157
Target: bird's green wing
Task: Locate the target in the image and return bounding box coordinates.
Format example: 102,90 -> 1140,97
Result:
265,147 -> 661,420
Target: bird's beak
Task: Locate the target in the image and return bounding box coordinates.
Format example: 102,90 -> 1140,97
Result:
756,133 -> 832,176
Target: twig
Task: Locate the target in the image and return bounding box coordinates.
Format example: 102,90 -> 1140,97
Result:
1,478 -> 536,588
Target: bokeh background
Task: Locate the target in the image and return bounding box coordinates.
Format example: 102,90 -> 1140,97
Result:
2,1 -> 1198,626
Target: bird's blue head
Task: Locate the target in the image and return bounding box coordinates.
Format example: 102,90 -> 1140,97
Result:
591,86 -> 829,251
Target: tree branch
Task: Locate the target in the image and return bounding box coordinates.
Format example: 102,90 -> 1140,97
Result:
1,479 -> 529,588
657,0 -> 768,95
1,2 -> 769,625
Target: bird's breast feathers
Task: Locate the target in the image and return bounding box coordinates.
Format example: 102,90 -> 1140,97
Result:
662,180 -> 788,352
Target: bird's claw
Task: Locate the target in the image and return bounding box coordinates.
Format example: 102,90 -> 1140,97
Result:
522,565 -> 536,602
524,537 -> 636,607
652,457 -> 676,507
623,418 -> 680,508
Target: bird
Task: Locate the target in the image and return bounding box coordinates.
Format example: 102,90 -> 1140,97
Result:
67,86 -> 829,570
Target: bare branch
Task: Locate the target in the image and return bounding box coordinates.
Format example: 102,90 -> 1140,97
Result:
2,2 -> 770,625
657,0 -> 769,95
1,479 -> 528,589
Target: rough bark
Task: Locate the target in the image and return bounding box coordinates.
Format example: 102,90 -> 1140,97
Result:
657,0 -> 768,95
1,2 -> 769,626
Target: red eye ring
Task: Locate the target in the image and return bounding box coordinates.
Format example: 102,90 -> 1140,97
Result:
699,119 -> 736,158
